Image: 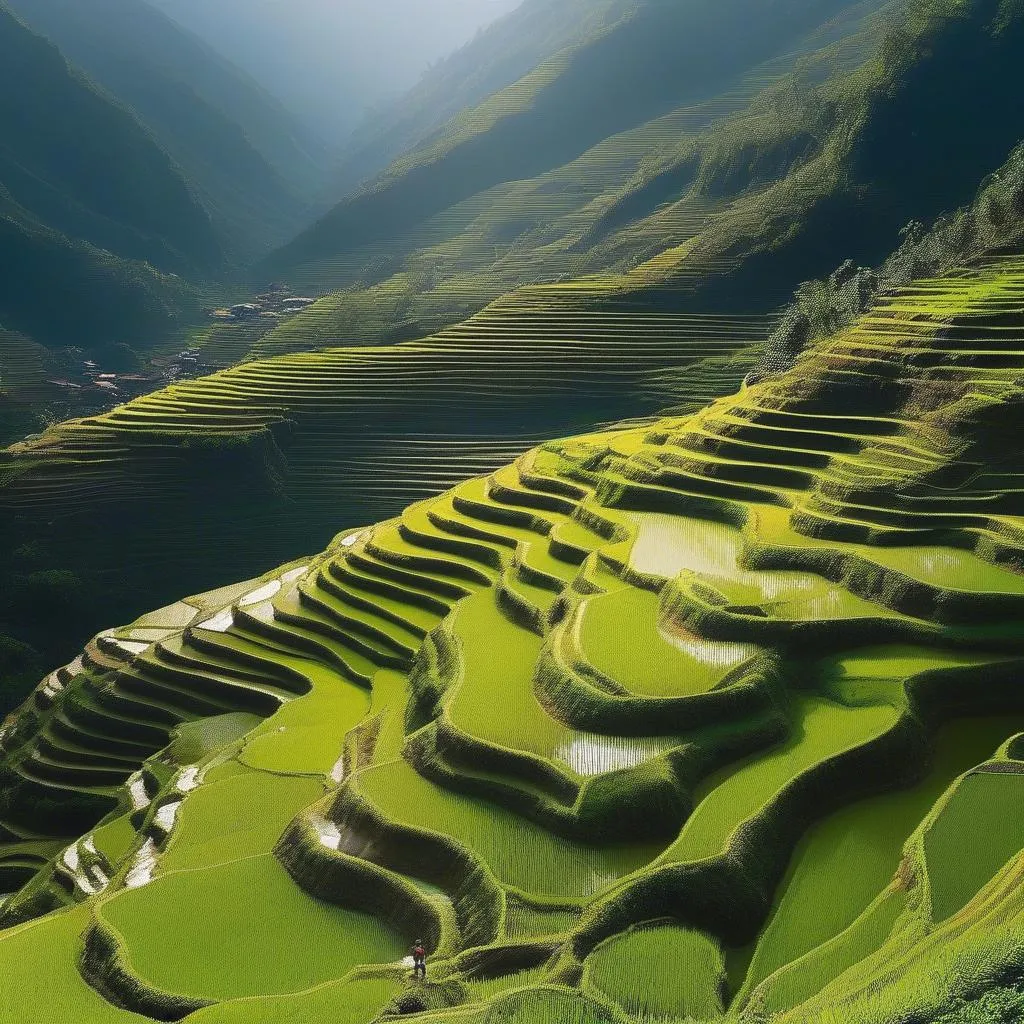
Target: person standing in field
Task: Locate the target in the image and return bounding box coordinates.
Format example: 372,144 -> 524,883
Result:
412,939 -> 427,979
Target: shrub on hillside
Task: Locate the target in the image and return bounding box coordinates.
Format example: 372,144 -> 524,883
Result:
0,634 -> 41,716
7,569 -> 88,620
933,984 -> 1024,1023
763,142 -> 1024,371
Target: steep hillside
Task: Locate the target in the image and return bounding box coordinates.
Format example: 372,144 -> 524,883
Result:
5,0 -> 328,257
263,0 -> 885,281
3,1 -> 1024,1020
0,3 -> 221,276
762,139 -> 1024,371
0,284 -> 762,680
0,0 -> 222,376
0,205 -> 199,360
0,256 -> 1023,1021
8,0 -> 1024,735
247,0 -> 1024,367
332,0 -> 641,196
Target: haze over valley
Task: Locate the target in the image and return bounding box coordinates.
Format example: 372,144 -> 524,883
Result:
2,3 -> 1024,1023
152,0 -> 524,142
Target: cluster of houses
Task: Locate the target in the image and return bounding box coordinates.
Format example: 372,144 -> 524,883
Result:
49,359 -> 163,399
45,349 -> 208,411
210,284 -> 317,323
36,285 -> 315,418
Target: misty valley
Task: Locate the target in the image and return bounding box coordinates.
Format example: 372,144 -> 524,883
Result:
1,1 -> 1024,1022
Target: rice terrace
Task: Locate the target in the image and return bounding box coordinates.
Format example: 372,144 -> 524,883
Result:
2,0 -> 1024,1021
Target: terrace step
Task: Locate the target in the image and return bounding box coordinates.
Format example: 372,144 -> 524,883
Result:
331,558 -> 456,617
363,534 -> 495,590
274,588 -> 408,672
298,580 -> 422,659
156,634 -> 299,687
398,509 -> 509,572
49,713 -> 154,758
61,693 -> 173,747
35,731 -> 139,769
129,652 -> 288,715
232,605 -> 377,688
112,669 -> 239,719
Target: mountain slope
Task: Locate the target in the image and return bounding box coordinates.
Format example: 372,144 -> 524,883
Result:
263,0 -> 882,279
7,0 -> 1024,710
0,3 -> 221,276
332,0 -> 642,196
761,138 -> 1024,372
0,2 -> 219,360
247,0 -> 1024,369
5,0 -> 328,258
0,200 -> 200,352
0,256 -> 1023,1021
0,286 -> 761,680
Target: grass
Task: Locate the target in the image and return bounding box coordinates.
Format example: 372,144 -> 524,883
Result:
576,586 -> 756,698
168,713 -> 262,765
157,770 -> 323,873
736,715 -> 1024,1006
236,663 -> 368,776
656,696 -> 898,866
585,921 -> 725,1020
356,760 -> 660,899
100,853 -> 405,1001
183,976 -> 403,1023
4,255 -> 1024,1022
444,592 -> 571,761
0,905 -> 150,1023
925,771 -> 1024,923
750,887 -> 910,1017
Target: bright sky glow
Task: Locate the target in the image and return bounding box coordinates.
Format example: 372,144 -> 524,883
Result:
154,0 -> 522,140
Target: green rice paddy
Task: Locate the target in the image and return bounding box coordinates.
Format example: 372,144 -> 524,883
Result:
2,257 -> 1024,1022
925,771 -> 1024,923
737,715 -> 1024,1004
586,922 -> 725,1020
356,760 -> 658,899
100,855 -> 405,1001
655,696 -> 899,866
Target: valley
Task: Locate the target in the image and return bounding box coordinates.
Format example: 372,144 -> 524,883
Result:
2,0 -> 1024,1021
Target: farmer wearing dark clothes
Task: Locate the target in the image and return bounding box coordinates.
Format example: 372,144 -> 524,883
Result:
413,939 -> 427,979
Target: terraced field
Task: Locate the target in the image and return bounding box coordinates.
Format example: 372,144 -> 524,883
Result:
2,255 -> 1024,1022
251,0 -> 901,366
0,289 -> 764,670
0,330 -> 57,446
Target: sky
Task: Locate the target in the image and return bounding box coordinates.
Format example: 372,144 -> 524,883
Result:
153,0 -> 523,143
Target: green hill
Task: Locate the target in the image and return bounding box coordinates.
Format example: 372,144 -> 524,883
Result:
261,0 -> 886,281
0,281 -> 761,686
7,0 -> 1024,752
244,0 -> 1024,366
0,254 -> 1023,1021
331,0 -> 643,197
4,0 -> 328,258
4,4 -> 1024,1017
0,3 -> 221,276
0,1 -> 221,361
